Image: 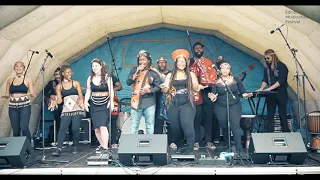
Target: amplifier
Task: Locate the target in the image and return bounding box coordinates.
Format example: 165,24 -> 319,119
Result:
80,118 -> 91,144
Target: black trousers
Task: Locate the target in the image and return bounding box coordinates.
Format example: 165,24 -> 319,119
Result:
211,109 -> 221,141
167,102 -> 196,150
194,88 -> 218,143
111,115 -> 118,144
154,117 -> 174,144
53,105 -> 73,140
9,106 -> 31,142
266,89 -> 290,132
214,103 -> 242,152
56,115 -> 82,148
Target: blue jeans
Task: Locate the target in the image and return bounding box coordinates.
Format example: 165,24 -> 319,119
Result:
130,105 -> 156,134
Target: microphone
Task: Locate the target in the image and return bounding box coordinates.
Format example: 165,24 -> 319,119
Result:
29,50 -> 39,54
45,49 -> 54,59
213,64 -> 221,76
270,24 -> 285,34
187,30 -> 189,36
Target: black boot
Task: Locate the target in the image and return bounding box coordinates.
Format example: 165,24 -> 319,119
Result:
175,147 -> 183,154
182,147 -> 194,155
72,146 -> 79,155
52,148 -> 61,157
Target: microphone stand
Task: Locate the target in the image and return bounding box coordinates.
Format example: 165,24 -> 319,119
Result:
38,54 -> 68,164
277,28 -> 316,146
24,51 -> 35,77
106,35 -> 119,148
218,75 -> 236,153
25,51 -> 36,146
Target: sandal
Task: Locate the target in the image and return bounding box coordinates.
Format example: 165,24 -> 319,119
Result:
206,142 -> 216,150
194,143 -> 199,151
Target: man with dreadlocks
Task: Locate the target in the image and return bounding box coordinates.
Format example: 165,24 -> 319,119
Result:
256,49 -> 290,133
190,42 -> 218,151
126,50 -> 162,135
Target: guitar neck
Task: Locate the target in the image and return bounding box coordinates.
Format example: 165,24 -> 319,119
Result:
240,69 -> 249,74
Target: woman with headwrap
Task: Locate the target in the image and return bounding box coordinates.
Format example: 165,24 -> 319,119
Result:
208,62 -> 253,153
161,49 -> 206,154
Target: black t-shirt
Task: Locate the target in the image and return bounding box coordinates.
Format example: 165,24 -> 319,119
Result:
212,77 -> 247,107
44,79 -> 59,97
155,69 -> 172,118
112,74 -> 119,86
262,61 -> 288,92
155,69 -> 172,99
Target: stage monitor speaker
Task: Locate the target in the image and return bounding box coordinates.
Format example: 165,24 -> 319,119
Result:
0,136 -> 35,168
118,134 -> 168,166
249,132 -> 307,165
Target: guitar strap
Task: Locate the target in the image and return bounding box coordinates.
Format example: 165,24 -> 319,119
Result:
131,70 -> 150,110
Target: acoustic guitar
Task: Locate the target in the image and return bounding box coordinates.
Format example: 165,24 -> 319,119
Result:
236,64 -> 255,82
111,95 -> 120,116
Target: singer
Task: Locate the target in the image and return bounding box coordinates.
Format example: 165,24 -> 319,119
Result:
162,49 -> 206,154
52,65 -> 85,156
126,50 -> 161,134
84,58 -> 114,154
190,42 -> 218,150
208,62 -> 252,153
256,49 -> 290,133
1,61 -> 36,143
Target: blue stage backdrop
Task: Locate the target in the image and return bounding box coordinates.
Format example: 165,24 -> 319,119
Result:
44,27 -> 293,120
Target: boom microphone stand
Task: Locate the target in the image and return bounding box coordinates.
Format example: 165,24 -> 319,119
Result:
36,53 -> 68,164
275,26 -> 316,146
106,34 -> 119,148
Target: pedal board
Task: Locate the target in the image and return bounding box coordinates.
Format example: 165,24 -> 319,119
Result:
86,154 -> 110,166
198,157 -> 229,166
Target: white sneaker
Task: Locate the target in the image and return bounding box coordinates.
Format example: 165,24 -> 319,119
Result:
95,145 -> 102,154
169,143 -> 177,149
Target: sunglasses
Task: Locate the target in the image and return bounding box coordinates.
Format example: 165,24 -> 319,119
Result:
264,57 -> 271,60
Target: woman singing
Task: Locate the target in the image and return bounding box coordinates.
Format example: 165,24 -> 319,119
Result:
208,62 -> 252,153
51,65 -> 85,156
161,49 -> 206,154
84,58 -> 114,154
2,61 -> 35,143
